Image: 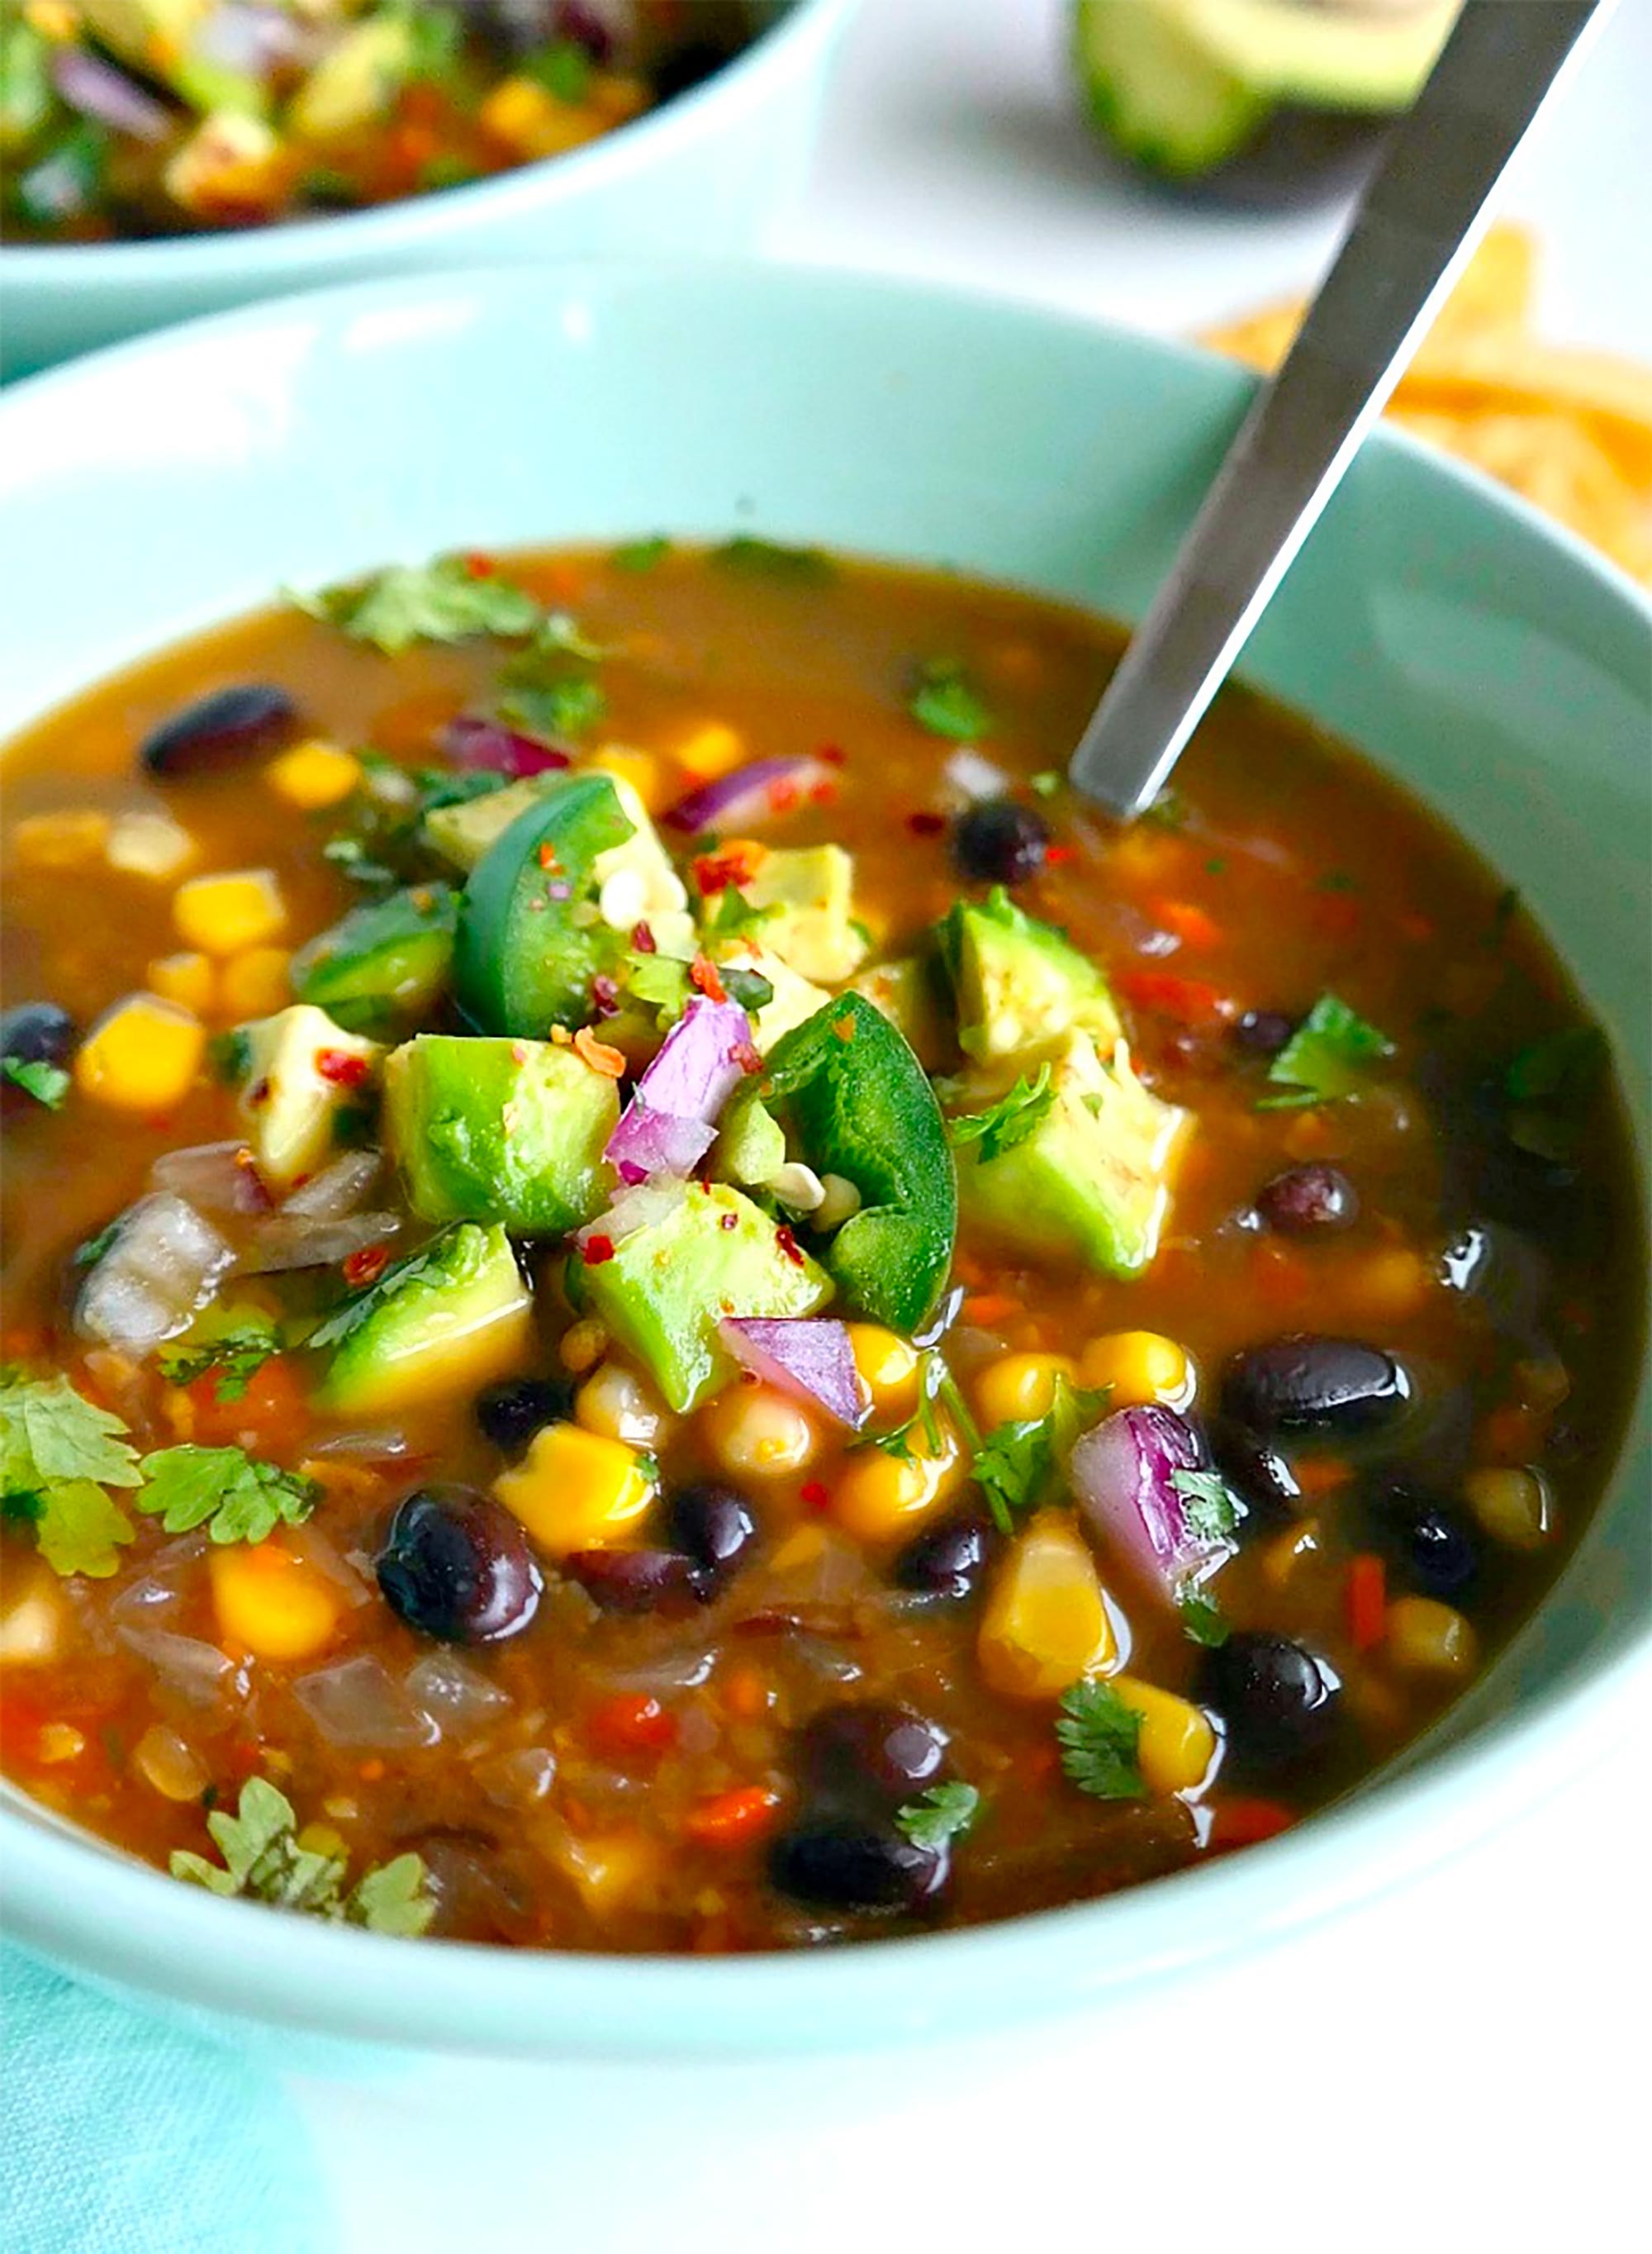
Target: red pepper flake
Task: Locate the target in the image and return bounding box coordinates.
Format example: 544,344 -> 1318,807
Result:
463,551 -> 496,578
774,1224 -> 805,1267
690,954 -> 729,1004
719,1210 -> 739,1231
538,843 -> 561,873
590,973 -> 620,1019
246,1075 -> 271,1109
733,1040 -> 764,1077
582,1234 -> 615,1267
510,1043 -> 530,1064
573,1027 -> 626,1077
630,920 -> 657,953
316,1048 -> 371,1088
809,780 -> 838,806
830,1012 -> 857,1043
1044,844 -> 1076,867
692,849 -> 754,897
1115,970 -> 1232,1027
767,781 -> 800,814
907,810 -> 946,837
343,1242 -> 391,1289
815,743 -> 847,767
800,1479 -> 829,1511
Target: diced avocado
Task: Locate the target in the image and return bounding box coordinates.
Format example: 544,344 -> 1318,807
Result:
740,846 -> 867,986
78,0 -> 209,70
955,1032 -> 1188,1279
425,777 -> 558,873
940,888 -> 1121,1066
582,1182 -> 833,1412
851,956 -> 952,1074
383,1034 -> 618,1236
710,939 -> 828,1054
286,17 -> 415,143
1,21 -> 53,155
162,110 -> 283,216
316,1223 -> 534,1417
710,1095 -> 786,1189
239,1006 -> 382,1191
291,885 -> 457,1036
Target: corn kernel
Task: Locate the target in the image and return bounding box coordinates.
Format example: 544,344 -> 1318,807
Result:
37,1723 -> 86,1765
589,744 -> 667,814
833,1420 -> 963,1544
576,1361 -> 673,1448
974,1352 -> 1076,1429
1341,1248 -> 1433,1325
494,1422 -> 654,1556
135,1723 -> 210,1803
1464,1465 -> 1554,1553
559,1318 -> 609,1375
75,994 -> 205,1111
1108,1676 -> 1217,1795
107,809 -> 197,879
211,1540 -> 341,1661
217,946 -> 292,1020
173,868 -> 287,955
703,1383 -> 821,1480
266,740 -> 362,811
12,809 -> 111,868
553,1827 -> 660,1918
847,1323 -> 919,1417
675,721 -> 746,779
478,75 -> 603,159
1078,1330 -> 1193,1410
978,1510 -> 1115,1700
1385,1595 -> 1479,1677
148,950 -> 216,1015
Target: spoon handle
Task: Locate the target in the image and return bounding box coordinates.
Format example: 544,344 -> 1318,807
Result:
1068,0 -> 1612,822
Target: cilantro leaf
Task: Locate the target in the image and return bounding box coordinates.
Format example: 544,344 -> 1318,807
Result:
306,1233 -> 458,1353
704,884 -> 776,946
907,659 -> 992,743
1056,1681 -> 1145,1801
159,1315 -> 280,1405
295,555 -> 543,655
611,535 -> 672,573
4,1479 -> 135,1577
405,5 -> 463,84
2,1056 -> 69,1108
137,1445 -> 319,1547
947,1065 -> 1054,1165
895,1781 -> 980,1851
1261,992 -> 1394,1110
2,1373 -> 143,1496
523,36 -> 593,101
1178,1588 -> 1230,1648
345,1852 -> 438,1938
720,965 -> 774,1012
711,536 -> 832,583
170,1776 -> 435,1935
1170,1467 -> 1240,1543
967,1376 -> 1107,1537
494,634 -> 607,743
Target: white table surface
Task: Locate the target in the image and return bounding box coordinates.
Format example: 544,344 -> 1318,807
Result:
292,5 -> 1652,2245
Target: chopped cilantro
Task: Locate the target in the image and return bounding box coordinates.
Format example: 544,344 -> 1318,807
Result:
969,1377 -> 1107,1537
494,631 -> 607,743
947,1064 -> 1054,1165
73,1220 -> 121,1272
2,1056 -> 69,1108
1178,1588 -> 1230,1648
207,1028 -> 253,1085
137,1445 -> 319,1547
301,167 -> 361,208
612,535 -> 672,573
0,1373 -> 142,1576
1170,1467 -> 1240,1543
170,1776 -> 434,1936
158,1314 -> 281,1405
721,965 -> 775,1012
1261,993 -> 1394,1110
295,554 -> 544,655
524,36 -> 594,102
2,1481 -> 135,1579
703,883 -> 776,946
907,659 -> 993,743
306,1232 -> 458,1352
711,536 -> 832,583
895,1781 -> 980,1850
1056,1680 -> 1145,1801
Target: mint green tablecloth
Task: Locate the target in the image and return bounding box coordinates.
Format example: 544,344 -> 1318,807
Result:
1,1943 -> 333,2254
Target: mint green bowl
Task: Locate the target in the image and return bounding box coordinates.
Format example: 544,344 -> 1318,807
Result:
0,0 -> 849,379
0,263 -> 1645,2062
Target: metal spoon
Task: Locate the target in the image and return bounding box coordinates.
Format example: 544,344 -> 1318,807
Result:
1068,0 -> 1612,822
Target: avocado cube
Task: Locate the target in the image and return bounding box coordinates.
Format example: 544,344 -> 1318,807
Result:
743,846 -> 867,985
710,939 -> 828,1054
583,1182 -> 833,1412
956,1034 -> 1188,1278
317,1224 -> 534,1418
286,17 -> 415,143
384,1034 -> 619,1236
710,1094 -> 787,1188
942,890 -> 1121,1066
239,1005 -> 382,1191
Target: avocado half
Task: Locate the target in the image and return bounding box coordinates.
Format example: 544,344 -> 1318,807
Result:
1072,0 -> 1459,198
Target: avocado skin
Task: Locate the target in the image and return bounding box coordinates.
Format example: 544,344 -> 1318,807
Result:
290,886 -> 458,1037
317,1224 -> 534,1418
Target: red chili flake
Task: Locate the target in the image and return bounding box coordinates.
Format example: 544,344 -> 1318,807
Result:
463,551 -> 496,578
590,973 -> 620,1019
316,1048 -> 371,1088
809,780 -> 838,806
830,1012 -> 857,1043
906,811 -> 946,837
774,1224 -> 805,1267
538,843 -> 561,873
246,1075 -> 271,1109
630,920 -> 657,953
815,743 -> 847,767
1044,844 -> 1076,867
344,1243 -> 391,1288
733,1040 -> 764,1076
690,954 -> 728,1004
692,849 -> 753,897
582,1234 -> 615,1267
767,781 -> 800,814
719,1210 -> 739,1231
800,1479 -> 829,1510
510,1043 -> 530,1064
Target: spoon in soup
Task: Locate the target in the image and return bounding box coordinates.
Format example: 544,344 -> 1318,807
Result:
1067,0 -> 1612,822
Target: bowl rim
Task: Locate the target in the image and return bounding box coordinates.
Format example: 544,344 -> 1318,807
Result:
0,256 -> 1646,2058
0,0 -> 849,288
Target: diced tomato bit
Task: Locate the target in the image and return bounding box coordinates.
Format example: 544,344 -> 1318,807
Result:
186,1355 -> 306,1450
630,920 -> 657,953
961,1292 -> 1021,1325
344,1243 -> 392,1289
907,811 -> 946,836
582,1234 -> 615,1267
1208,1797 -> 1296,1852
774,1224 -> 805,1268
683,1784 -> 783,1849
316,1048 -> 371,1088
573,1028 -> 626,1077
800,1479 -> 829,1510
690,954 -> 728,1004
1346,1552 -> 1388,1651
1116,971 -> 1232,1026
589,1692 -> 678,1757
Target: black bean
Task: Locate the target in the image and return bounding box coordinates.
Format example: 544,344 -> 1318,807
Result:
1232,1010 -> 1298,1058
473,1376 -> 575,1457
1255,1163 -> 1359,1235
800,1702 -> 950,1805
377,1486 -> 541,1645
1199,1632 -> 1341,1779
1367,1481 -> 1479,1599
562,1548 -> 702,1614
666,1483 -> 758,1591
894,1510 -> 996,1601
768,1818 -> 947,1912
1222,1336 -> 1411,1436
0,1001 -> 76,1106
140,683 -> 299,778
1204,1419 -> 1301,1533
952,800 -> 1049,887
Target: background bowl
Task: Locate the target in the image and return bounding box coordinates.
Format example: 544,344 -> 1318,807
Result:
0,0 -> 850,379
0,261 -> 1646,2063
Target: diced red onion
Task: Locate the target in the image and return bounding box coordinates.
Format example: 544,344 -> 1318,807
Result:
194,2 -> 315,75
608,1104 -> 715,1187
604,998 -> 752,1183
406,1652 -> 512,1738
721,1316 -> 864,1428
474,1746 -> 558,1809
51,47 -> 173,142
75,1194 -> 235,1353
238,1210 -> 400,1274
285,1522 -> 374,1608
444,715 -> 572,779
116,1627 -> 238,1709
584,1641 -> 715,1692
151,1139 -> 274,1216
662,755 -> 829,836
293,1655 -> 438,1751
308,1428 -> 416,1463
282,1148 -> 382,1220
1070,1405 -> 1229,1605
578,1176 -> 687,1254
